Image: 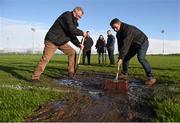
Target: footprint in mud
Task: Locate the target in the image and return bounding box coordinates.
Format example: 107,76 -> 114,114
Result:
26,71 -> 155,122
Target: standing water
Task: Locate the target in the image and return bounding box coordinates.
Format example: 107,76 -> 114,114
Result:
26,71 -> 155,122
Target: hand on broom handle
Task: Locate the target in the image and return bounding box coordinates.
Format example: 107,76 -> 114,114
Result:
115,59 -> 122,81
77,37 -> 85,64
115,63 -> 120,81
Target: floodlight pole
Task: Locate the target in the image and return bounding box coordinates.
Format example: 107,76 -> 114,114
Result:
161,30 -> 165,55
31,28 -> 36,54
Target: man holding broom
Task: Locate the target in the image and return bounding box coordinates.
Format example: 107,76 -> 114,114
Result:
110,18 -> 156,85
31,7 -> 87,81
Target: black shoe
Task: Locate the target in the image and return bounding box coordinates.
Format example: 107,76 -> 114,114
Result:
31,79 -> 40,83
68,72 -> 75,79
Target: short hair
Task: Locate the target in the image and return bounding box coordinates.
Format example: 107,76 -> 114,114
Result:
107,30 -> 111,33
73,6 -> 84,15
110,18 -> 121,27
86,31 -> 90,33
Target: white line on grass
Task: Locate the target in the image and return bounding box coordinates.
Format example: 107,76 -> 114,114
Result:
0,84 -> 75,93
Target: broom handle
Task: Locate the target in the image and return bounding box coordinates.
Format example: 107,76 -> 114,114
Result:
77,37 -> 85,64
115,63 -> 120,80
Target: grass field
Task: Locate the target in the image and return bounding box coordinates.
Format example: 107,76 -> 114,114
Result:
0,54 -> 180,121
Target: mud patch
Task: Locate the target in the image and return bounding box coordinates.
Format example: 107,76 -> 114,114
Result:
26,71 -> 155,122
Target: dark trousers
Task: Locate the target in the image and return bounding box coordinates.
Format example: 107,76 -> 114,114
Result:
83,50 -> 91,65
122,40 -> 153,77
98,52 -> 104,64
107,49 -> 115,64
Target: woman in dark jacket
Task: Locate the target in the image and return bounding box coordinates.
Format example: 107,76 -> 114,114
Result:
95,35 -> 106,64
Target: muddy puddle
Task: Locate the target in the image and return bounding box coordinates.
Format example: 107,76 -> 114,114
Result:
26,71 -> 155,122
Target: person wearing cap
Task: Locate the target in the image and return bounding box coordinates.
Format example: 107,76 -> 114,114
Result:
110,18 -> 156,85
32,7 -> 87,81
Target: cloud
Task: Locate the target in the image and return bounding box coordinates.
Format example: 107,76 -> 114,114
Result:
0,17 -> 180,54
0,17 -> 47,50
148,38 -> 180,54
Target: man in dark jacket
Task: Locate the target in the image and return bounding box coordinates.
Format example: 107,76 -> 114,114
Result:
82,31 -> 93,65
95,35 -> 106,64
106,30 -> 115,64
32,7 -> 87,81
110,18 -> 156,85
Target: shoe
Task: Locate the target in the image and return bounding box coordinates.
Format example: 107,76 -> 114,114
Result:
145,77 -> 156,86
110,62 -> 115,65
31,79 -> 40,83
118,73 -> 128,79
68,72 -> 74,78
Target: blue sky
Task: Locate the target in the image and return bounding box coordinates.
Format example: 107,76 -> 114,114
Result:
0,0 -> 180,40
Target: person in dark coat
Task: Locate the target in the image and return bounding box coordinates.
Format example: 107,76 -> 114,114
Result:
95,35 -> 105,64
82,31 -> 94,65
32,7 -> 87,81
110,18 -> 156,85
106,30 -> 115,64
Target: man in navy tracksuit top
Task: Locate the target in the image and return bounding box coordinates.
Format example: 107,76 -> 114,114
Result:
110,18 -> 156,85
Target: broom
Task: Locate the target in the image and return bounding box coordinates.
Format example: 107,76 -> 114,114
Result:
104,63 -> 128,92
75,37 -> 85,74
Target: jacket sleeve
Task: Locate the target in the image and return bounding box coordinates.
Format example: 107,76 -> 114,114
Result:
63,13 -> 83,36
90,38 -> 94,47
118,31 -> 133,60
71,36 -> 81,47
106,40 -> 109,47
110,36 -> 115,47
95,41 -> 98,49
103,40 -> 106,47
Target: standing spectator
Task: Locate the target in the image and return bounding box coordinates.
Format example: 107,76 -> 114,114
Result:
82,31 -> 94,65
95,35 -> 106,64
106,30 -> 115,64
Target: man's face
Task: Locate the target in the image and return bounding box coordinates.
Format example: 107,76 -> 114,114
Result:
87,32 -> 90,37
111,23 -> 120,32
73,10 -> 83,20
100,35 -> 103,39
107,31 -> 111,35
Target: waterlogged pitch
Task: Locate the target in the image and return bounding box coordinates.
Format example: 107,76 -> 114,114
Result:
0,54 -> 180,121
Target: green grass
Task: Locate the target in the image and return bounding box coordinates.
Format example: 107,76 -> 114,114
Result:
0,54 -> 66,121
0,54 -> 180,121
152,84 -> 180,122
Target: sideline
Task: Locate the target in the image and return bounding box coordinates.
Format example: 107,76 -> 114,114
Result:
0,84 -> 75,93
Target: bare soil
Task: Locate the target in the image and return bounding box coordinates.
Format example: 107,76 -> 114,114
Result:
26,71 -> 155,122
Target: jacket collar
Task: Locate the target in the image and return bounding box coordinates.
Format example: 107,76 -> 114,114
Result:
71,11 -> 79,26
117,22 -> 124,34
71,11 -> 76,20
